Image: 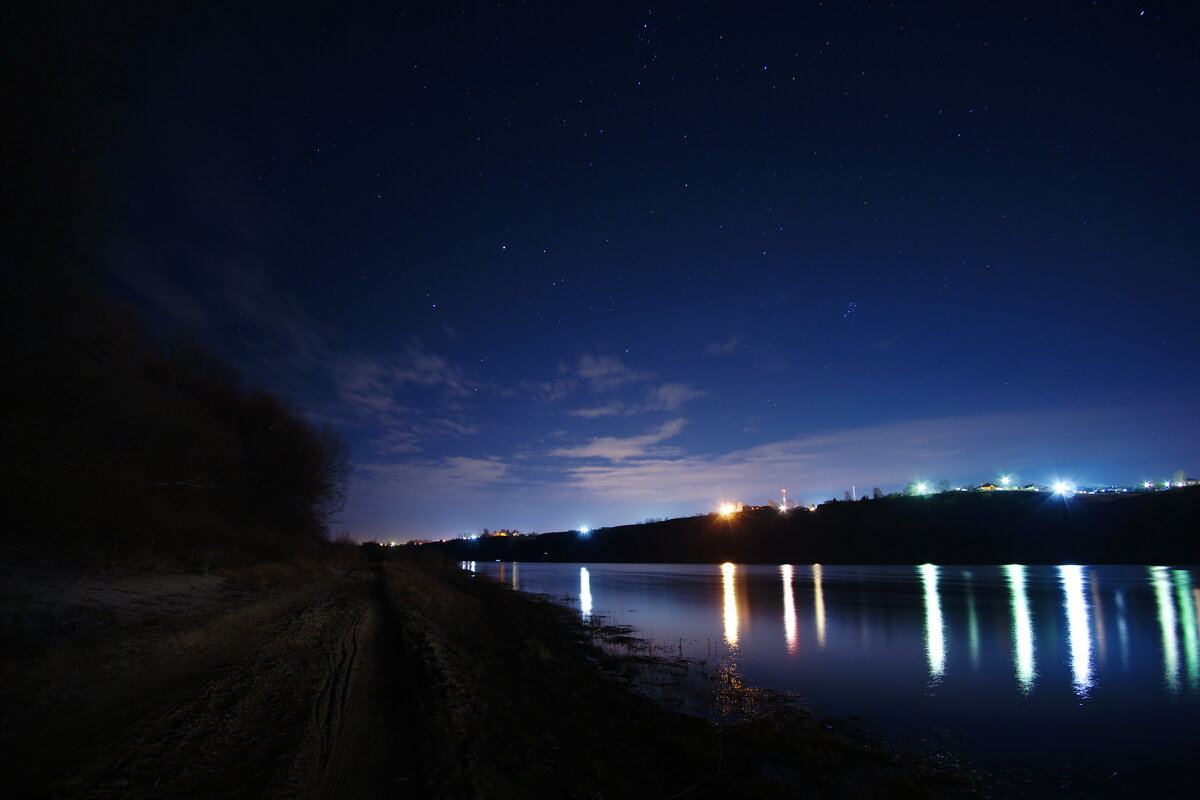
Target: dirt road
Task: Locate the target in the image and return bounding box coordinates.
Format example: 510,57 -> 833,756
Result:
2,565 -> 396,799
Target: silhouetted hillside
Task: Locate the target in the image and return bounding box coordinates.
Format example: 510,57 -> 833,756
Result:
423,488 -> 1200,565
1,11 -> 350,569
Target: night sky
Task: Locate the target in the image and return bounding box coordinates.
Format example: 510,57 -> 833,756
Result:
96,2 -> 1197,541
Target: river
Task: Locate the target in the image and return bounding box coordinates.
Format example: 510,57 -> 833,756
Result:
464,561 -> 1200,796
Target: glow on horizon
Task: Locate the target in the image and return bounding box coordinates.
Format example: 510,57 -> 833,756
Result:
920,563 -> 945,681
1060,565 -> 1094,698
1006,564 -> 1036,694
580,566 -> 592,620
722,562 -> 739,647
812,563 -> 827,649
781,564 -> 798,655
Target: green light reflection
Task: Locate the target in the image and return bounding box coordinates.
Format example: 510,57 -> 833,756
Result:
964,570 -> 981,670
1151,566 -> 1180,695
1005,564 -> 1036,694
1172,570 -> 1198,691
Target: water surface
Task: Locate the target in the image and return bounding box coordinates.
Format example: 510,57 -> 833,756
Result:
466,561 -> 1200,795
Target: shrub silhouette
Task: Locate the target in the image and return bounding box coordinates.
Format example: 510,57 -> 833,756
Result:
1,11 -> 350,569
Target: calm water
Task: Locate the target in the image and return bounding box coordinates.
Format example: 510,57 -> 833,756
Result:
466,561 -> 1200,795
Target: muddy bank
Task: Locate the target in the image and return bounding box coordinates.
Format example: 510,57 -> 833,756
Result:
2,560 -> 1025,798
1,564 -> 388,799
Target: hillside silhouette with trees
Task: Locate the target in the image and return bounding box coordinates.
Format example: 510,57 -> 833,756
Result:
423,488 -> 1200,565
1,9 -> 350,569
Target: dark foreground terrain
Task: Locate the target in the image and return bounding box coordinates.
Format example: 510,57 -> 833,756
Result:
0,558 -> 1038,799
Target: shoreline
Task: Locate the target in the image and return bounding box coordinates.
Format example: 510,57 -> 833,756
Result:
1,556 -> 1043,797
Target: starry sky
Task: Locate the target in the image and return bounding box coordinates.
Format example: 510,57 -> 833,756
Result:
96,2 -> 1198,541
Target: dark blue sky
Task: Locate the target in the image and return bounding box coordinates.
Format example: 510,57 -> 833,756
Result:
101,2 -> 1198,540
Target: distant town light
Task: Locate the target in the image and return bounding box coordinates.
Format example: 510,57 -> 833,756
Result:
1052,480 -> 1076,497
1144,481 -> 1153,489
1000,475 -> 1011,487
719,502 -> 736,517
579,526 -> 590,535
916,482 -> 928,494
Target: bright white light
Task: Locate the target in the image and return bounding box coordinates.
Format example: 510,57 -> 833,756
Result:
916,482 -> 928,494
579,526 -> 590,535
1144,482 -> 1153,489
1000,475 -> 1011,487
719,502 -> 736,516
1052,480 -> 1076,497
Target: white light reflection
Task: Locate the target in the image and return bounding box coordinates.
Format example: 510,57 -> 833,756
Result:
1060,565 -> 1094,698
722,563 -> 739,647
580,567 -> 592,621
512,561 -> 519,589
1151,566 -> 1180,694
920,564 -> 945,681
1172,570 -> 1198,691
1005,564 -> 1036,694
812,564 -> 827,649
781,565 -> 798,654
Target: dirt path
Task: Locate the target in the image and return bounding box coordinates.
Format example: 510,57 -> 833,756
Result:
1,566 -> 394,799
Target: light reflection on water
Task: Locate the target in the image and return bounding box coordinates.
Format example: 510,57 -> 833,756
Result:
920,564 -> 944,682
781,564 -> 798,655
579,567 -> 592,620
1059,565 -> 1094,697
467,561 -> 1200,789
721,562 -> 738,647
1006,564 -> 1036,694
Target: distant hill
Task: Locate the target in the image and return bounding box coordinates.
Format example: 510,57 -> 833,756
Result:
420,488 -> 1200,565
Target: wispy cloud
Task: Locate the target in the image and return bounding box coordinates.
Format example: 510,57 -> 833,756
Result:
335,344 -> 477,453
550,418 -> 686,460
569,404 -> 625,418
573,354 -> 652,391
644,383 -> 704,410
705,335 -> 743,356
567,383 -> 704,417
358,456 -> 514,490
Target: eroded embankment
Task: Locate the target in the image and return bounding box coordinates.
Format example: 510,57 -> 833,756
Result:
2,560 -> 1019,798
